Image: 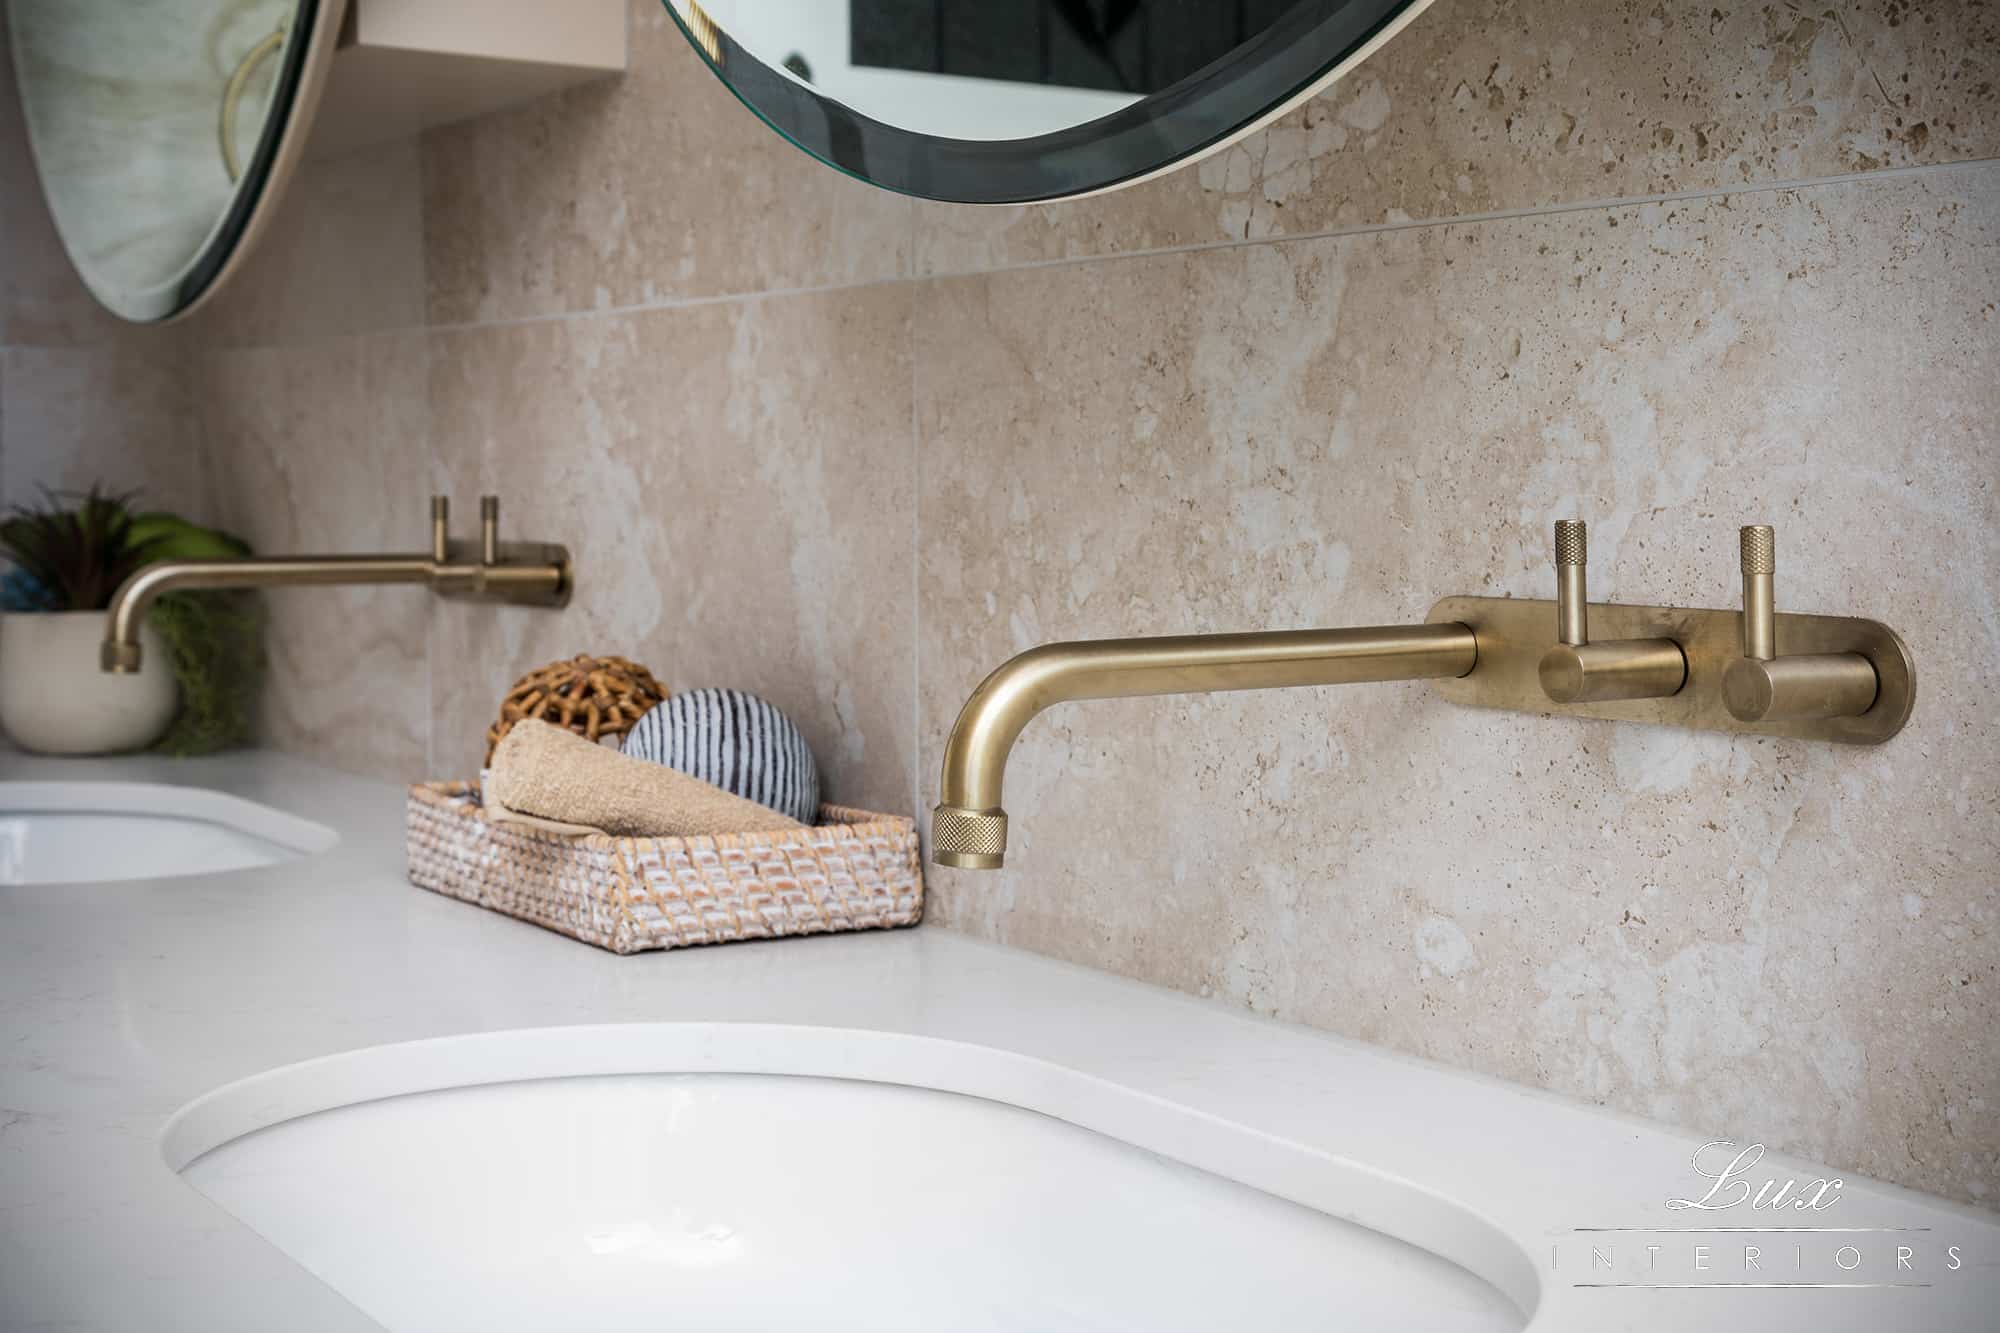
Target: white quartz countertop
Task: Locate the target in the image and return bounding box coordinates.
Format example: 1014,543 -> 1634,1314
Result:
2,748 -> 1994,1332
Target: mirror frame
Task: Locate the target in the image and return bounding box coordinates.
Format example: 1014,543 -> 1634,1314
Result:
665,0 -> 1435,205
6,0 -> 348,323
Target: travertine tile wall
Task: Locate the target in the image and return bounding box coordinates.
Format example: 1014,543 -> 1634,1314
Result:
424,286 -> 917,811
6,1 -> 1995,1206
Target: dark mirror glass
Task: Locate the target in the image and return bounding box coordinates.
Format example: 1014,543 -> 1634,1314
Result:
664,0 -> 1430,204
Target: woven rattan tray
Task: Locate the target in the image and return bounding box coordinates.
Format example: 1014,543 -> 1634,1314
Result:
406,781 -> 922,954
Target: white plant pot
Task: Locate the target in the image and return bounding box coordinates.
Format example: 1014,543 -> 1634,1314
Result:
0,610 -> 179,755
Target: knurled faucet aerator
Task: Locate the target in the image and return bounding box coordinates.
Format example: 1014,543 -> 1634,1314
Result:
930,622 -> 1478,870
100,495 -> 570,674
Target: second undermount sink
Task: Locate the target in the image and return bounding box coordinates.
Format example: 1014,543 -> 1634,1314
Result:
0,782 -> 337,885
167,1027 -> 1529,1333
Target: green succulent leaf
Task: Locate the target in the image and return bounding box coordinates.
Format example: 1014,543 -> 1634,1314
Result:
0,484 -> 166,612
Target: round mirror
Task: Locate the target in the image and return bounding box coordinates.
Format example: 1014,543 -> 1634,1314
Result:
5,0 -> 344,323
664,0 -> 1431,204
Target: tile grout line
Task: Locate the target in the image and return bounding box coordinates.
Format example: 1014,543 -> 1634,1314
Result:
914,154 -> 2000,285
909,307 -> 922,829
182,152 -> 1996,355
907,194 -> 922,828
411,129 -> 438,782
408,155 -> 2000,338
419,197 -> 438,783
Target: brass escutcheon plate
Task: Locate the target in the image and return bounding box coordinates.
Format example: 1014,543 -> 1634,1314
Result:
1425,596 -> 1915,744
432,540 -> 573,608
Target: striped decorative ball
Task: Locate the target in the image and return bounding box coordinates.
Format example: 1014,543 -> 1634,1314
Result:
622,688 -> 821,824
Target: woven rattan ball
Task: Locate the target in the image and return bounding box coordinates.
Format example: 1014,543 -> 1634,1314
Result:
485,655 -> 666,765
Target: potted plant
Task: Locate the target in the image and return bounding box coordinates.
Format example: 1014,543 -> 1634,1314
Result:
0,487 -> 177,754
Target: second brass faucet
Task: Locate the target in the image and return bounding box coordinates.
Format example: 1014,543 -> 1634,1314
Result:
933,519 -> 1915,873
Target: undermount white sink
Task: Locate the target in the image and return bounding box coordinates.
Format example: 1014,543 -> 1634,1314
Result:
168,1026 -> 1528,1333
0,781 -> 337,885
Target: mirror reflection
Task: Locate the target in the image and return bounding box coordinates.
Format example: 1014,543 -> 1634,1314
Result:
670,0 -> 1429,203
6,0 -> 330,322
696,1 -> 1146,141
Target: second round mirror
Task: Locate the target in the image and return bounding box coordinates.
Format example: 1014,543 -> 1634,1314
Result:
667,0 -> 1432,204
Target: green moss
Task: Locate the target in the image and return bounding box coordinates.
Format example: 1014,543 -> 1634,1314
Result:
148,590 -> 266,756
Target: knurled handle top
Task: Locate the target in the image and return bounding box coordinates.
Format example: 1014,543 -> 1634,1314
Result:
1741,524 -> 1775,575
1554,519 -> 1587,566
1739,524 -> 1777,662
1552,519 -> 1589,646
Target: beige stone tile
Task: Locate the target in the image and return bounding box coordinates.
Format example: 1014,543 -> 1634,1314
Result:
914,0 -> 2000,273
914,165 -> 2000,1205
185,139 -> 429,348
0,343 -> 211,517
426,284 -> 915,814
196,332 -> 433,781
420,0 -> 913,327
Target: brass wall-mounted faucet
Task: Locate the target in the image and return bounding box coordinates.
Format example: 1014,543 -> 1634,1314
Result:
100,495 -> 569,674
1536,519 -> 1685,704
1722,524 -> 1878,723
934,523 -> 1916,873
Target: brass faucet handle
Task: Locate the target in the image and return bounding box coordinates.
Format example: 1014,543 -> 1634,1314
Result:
430,495 -> 451,563
1538,516 -> 1686,705
480,496 -> 501,566
1739,524 -> 1776,660
1553,519 -> 1587,646
1724,523 -> 1877,722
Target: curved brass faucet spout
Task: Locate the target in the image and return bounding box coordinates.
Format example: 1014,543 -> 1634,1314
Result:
931,622 -> 1477,870
102,556 -> 442,673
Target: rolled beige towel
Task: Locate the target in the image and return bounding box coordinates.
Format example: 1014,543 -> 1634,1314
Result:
485,717 -> 805,837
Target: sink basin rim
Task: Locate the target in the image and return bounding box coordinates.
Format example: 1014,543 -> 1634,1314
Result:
0,780 -> 340,883
162,1021 -> 1541,1321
